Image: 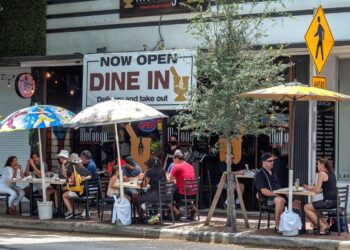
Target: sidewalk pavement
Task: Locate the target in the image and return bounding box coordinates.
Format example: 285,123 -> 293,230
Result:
0,210 -> 349,250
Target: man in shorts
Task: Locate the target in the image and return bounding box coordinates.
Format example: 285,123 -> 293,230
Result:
254,153 -> 286,232
169,150 -> 197,220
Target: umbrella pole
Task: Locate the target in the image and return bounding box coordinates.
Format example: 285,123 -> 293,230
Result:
288,100 -> 296,211
37,128 -> 47,202
114,124 -> 124,197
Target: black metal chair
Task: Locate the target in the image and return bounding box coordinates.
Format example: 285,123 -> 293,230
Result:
144,181 -> 176,224
98,176 -> 115,221
200,170 -> 212,208
316,185 -> 349,235
180,177 -> 200,221
0,193 -> 10,214
256,190 -> 275,229
72,178 -> 100,219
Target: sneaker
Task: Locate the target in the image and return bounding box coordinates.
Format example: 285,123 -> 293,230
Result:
81,210 -> 91,218
147,215 -> 159,225
65,212 -> 73,220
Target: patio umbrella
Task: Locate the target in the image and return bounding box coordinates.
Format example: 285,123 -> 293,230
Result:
0,105 -> 75,202
241,81 -> 350,210
67,99 -> 167,197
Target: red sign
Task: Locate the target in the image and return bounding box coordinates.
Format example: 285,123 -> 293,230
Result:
138,120 -> 157,133
15,73 -> 36,99
120,0 -> 208,18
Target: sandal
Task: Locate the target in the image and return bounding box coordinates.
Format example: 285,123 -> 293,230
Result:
275,227 -> 283,234
318,228 -> 330,235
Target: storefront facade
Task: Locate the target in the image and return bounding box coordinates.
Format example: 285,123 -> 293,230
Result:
2,0 -> 350,209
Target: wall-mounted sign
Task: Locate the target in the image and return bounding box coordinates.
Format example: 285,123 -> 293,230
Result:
80,127 -> 112,145
312,76 -> 327,89
83,50 -> 196,110
15,73 -> 36,99
120,0 -> 208,18
138,119 -> 157,133
305,5 -> 334,74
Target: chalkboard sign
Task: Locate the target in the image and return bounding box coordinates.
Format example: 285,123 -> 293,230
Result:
316,101 -> 335,163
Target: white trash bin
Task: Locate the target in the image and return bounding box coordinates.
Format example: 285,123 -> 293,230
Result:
37,201 -> 53,220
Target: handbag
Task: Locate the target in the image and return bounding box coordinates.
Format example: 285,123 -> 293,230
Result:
66,165 -> 84,196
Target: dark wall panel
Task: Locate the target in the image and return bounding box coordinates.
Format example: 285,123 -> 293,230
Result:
292,55 -> 310,184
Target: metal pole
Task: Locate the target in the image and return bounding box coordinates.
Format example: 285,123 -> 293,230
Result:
288,100 -> 296,210
114,124 -> 124,197
38,128 -> 47,202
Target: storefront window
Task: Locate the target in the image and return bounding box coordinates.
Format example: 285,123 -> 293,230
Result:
338,59 -> 350,181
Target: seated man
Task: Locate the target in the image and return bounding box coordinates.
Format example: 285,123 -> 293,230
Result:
254,153 -> 290,233
122,156 -> 143,199
24,152 -> 57,210
169,150 -> 197,220
80,150 -> 98,180
122,156 -> 142,181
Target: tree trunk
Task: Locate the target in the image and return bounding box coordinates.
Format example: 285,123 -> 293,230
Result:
226,137 -> 236,232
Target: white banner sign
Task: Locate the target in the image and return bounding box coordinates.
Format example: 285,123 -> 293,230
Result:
83,50 -> 196,109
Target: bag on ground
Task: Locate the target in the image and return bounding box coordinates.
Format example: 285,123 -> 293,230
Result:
279,208 -> 302,236
112,195 -> 131,225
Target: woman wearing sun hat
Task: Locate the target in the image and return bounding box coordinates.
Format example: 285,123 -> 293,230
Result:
62,153 -> 92,219
57,149 -> 69,178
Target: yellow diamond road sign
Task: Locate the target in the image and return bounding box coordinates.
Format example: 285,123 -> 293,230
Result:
305,6 -> 334,74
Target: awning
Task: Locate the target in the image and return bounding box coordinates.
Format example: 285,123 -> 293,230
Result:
0,54 -> 83,67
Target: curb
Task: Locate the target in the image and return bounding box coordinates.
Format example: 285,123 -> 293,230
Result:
0,217 -> 349,250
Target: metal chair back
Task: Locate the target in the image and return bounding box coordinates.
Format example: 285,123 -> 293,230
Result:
337,186 -> 349,212
184,178 -> 200,199
158,181 -> 175,203
99,176 -> 110,200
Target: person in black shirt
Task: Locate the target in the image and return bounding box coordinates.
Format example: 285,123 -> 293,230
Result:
165,135 -> 181,172
254,153 -> 286,232
304,157 -> 337,234
134,157 -> 166,221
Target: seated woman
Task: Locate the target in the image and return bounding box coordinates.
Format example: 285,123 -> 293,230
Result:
134,157 -> 166,223
304,157 -> 337,235
107,166 -> 120,198
62,153 -> 92,219
0,156 -> 25,215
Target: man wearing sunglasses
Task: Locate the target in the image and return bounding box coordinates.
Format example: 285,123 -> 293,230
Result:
254,153 -> 286,233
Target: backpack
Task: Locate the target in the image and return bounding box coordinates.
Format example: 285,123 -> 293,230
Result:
67,165 -> 84,196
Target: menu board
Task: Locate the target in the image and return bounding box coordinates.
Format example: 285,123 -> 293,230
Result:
316,102 -> 335,163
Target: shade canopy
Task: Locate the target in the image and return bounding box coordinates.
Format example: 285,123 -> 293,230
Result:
67,99 -> 167,128
240,82 -> 350,102
0,104 -> 75,204
240,81 -> 350,212
0,105 -> 75,132
67,99 -> 166,198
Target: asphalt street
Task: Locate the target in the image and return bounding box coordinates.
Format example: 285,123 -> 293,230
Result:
0,228 -> 286,250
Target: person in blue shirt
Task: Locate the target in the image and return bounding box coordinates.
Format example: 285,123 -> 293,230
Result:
122,156 -> 142,181
80,150 -> 98,180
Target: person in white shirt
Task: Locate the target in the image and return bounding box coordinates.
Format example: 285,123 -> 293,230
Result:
0,156 -> 25,215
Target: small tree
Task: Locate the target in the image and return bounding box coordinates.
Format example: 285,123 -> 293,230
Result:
176,0 -> 288,231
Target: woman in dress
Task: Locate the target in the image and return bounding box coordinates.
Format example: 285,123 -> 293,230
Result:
304,157 -> 337,234
0,156 -> 25,215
